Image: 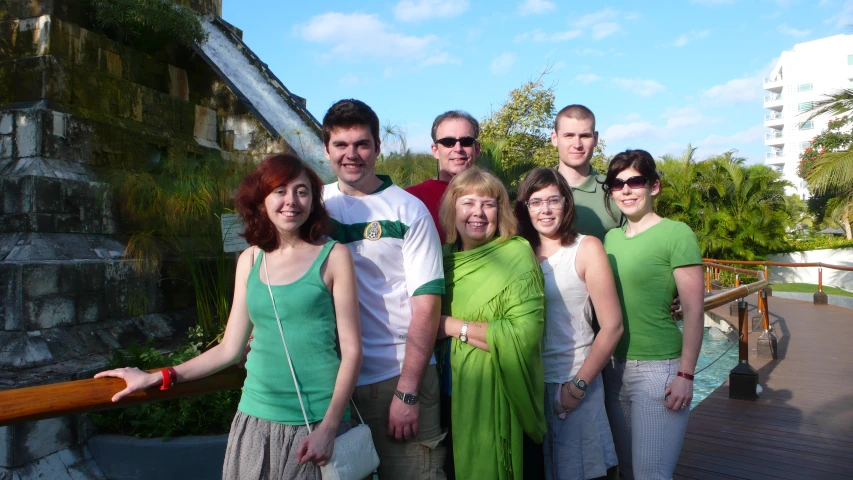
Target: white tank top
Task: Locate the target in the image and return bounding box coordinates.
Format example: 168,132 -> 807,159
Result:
541,235 -> 595,383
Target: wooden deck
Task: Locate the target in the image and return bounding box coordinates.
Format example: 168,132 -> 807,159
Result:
675,295 -> 853,480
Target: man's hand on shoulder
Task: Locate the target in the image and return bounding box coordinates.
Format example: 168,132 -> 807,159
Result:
388,396 -> 419,441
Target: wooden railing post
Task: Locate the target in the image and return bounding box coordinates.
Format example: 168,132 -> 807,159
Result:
815,266 -> 828,305
757,289 -> 778,359
730,298 -> 759,400
705,266 -> 712,293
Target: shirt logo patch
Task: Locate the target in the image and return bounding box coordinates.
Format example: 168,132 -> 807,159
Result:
364,221 -> 382,241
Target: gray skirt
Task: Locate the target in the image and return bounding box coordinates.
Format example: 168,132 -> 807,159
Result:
543,373 -> 618,480
222,411 -> 321,480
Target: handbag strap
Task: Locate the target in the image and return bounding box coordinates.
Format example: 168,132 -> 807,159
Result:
261,250 -> 367,433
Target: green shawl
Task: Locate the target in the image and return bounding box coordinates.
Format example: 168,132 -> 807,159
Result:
442,236 -> 546,480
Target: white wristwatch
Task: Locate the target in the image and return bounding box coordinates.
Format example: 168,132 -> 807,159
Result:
459,322 -> 469,343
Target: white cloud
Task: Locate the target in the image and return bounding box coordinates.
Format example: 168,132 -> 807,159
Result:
296,12 -> 457,67
490,52 -> 516,75
777,24 -> 811,37
701,77 -> 761,104
572,8 -> 620,26
603,122 -> 658,142
338,73 -> 361,86
515,28 -> 581,42
624,113 -> 643,121
696,124 -> 765,148
519,0 -> 556,15
569,9 -> 632,40
575,48 -> 604,56
592,22 -> 620,39
576,73 -> 601,84
393,0 -> 469,22
691,0 -> 735,4
552,60 -> 567,71
661,107 -> 707,129
611,77 -> 665,97
670,29 -> 710,47
824,0 -> 853,27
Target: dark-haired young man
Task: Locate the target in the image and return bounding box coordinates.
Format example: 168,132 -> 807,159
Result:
406,110 -> 481,240
321,99 -> 447,478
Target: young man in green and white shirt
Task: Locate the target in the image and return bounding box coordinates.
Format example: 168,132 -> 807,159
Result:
321,99 -> 447,478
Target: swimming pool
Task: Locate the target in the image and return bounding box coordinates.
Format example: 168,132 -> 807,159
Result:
693,327 -> 739,404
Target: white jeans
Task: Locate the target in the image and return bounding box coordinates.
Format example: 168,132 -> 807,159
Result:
603,358 -> 689,480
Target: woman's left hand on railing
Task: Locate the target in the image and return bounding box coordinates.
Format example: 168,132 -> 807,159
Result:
296,422 -> 336,466
94,367 -> 161,403
664,376 -> 693,411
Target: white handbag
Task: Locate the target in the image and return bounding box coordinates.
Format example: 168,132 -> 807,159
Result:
263,254 -> 380,480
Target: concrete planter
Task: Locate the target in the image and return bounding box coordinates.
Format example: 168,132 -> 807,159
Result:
87,434 -> 228,480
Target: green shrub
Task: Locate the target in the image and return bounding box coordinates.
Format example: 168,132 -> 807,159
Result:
770,237 -> 853,254
88,0 -> 208,51
92,326 -> 240,439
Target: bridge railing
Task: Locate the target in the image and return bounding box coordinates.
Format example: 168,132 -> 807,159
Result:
0,260 -> 786,427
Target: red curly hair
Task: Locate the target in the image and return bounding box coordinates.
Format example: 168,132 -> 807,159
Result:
235,154 -> 330,251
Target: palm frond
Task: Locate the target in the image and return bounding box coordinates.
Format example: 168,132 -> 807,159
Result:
806,149 -> 853,193
805,88 -> 853,121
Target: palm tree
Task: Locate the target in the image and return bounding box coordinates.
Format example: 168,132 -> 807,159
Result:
801,93 -> 853,239
656,146 -> 795,259
476,139 -> 538,201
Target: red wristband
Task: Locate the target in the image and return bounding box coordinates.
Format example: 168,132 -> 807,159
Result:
167,367 -> 178,385
159,368 -> 173,390
677,371 -> 695,381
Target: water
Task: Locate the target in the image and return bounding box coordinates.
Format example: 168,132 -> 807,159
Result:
693,327 -> 739,404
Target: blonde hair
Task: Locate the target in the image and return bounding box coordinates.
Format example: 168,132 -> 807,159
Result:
439,168 -> 517,246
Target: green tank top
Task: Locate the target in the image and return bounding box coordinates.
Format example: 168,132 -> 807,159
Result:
238,241 -> 349,424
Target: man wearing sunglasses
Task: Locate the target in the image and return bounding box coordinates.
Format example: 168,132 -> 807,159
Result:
407,111 -> 481,241
552,104 -> 625,242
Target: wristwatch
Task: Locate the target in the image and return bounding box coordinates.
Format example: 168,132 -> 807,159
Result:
394,390 -> 419,405
571,376 -> 588,392
459,322 -> 469,343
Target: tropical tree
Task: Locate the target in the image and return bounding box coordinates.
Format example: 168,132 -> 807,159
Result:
656,146 -> 795,259
476,139 -> 538,201
799,112 -> 853,239
480,71 -> 558,169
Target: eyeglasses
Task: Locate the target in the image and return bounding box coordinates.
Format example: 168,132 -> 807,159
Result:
606,175 -> 649,191
526,196 -> 565,210
435,136 -> 477,148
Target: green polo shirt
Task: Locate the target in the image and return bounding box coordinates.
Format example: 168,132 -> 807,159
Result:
571,169 -> 624,242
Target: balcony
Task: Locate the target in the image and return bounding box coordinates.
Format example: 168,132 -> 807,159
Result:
765,149 -> 785,160
764,93 -> 784,109
765,131 -> 784,146
763,74 -> 784,91
765,111 -> 784,127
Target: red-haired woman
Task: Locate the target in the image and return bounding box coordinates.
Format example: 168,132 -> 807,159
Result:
95,154 -> 363,480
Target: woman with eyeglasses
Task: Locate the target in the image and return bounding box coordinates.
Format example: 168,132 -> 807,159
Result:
436,168 -> 547,480
600,150 -> 704,480
515,168 -> 622,480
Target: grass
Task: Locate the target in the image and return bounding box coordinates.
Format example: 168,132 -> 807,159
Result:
771,283 -> 853,298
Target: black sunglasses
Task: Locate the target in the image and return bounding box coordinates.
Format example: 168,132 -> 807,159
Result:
435,136 -> 477,148
606,175 -> 649,191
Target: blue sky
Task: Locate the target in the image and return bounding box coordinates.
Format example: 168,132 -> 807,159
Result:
222,0 -> 853,164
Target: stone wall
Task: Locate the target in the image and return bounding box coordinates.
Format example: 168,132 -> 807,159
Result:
0,1 -> 309,475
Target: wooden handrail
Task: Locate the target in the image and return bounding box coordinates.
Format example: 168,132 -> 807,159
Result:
0,367 -> 246,427
703,258 -> 853,272
0,261 -> 774,427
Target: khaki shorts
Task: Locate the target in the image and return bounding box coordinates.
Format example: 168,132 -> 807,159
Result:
352,365 -> 447,479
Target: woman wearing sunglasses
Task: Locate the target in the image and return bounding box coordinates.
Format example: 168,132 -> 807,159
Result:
515,168 -> 622,480
600,150 -> 704,480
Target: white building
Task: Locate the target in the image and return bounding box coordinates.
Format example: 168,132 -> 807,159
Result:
763,34 -> 853,199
